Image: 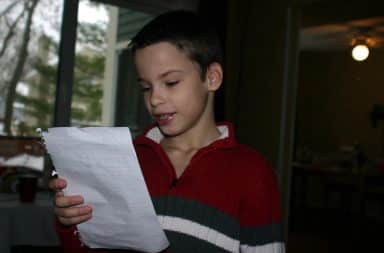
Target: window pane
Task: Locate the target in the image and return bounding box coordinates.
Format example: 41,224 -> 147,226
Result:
0,0 -> 63,136
71,0 -> 109,127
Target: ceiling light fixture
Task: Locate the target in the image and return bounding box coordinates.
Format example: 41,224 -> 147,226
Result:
351,37 -> 370,62
352,44 -> 369,61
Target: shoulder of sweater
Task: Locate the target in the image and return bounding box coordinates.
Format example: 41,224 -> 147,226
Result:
215,143 -> 273,175
224,143 -> 269,162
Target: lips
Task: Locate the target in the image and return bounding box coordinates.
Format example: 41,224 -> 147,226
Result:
153,113 -> 175,126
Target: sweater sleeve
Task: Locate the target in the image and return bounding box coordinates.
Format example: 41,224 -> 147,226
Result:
55,219 -> 88,253
238,159 -> 285,253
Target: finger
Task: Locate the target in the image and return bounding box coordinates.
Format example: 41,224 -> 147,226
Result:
55,190 -> 64,198
48,178 -> 67,191
58,212 -> 93,226
55,195 -> 84,208
53,190 -> 64,206
55,205 -> 92,218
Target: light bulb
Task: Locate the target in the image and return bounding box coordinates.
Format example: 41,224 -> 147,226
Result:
351,44 -> 369,61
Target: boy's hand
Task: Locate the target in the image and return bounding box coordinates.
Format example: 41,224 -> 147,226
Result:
49,177 -> 93,226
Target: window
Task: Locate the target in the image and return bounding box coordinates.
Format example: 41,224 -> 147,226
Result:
0,0 -> 64,136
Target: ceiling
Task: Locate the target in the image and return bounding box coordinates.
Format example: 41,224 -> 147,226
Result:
300,16 -> 384,51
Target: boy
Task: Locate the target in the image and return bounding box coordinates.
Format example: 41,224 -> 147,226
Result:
50,10 -> 285,253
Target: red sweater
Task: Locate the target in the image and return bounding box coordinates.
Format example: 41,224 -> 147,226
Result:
55,122 -> 285,253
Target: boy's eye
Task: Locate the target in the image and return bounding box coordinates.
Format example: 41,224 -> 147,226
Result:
138,81 -> 151,92
140,86 -> 151,92
165,81 -> 179,86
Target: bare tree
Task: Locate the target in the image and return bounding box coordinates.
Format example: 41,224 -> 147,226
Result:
3,0 -> 40,135
0,0 -> 22,18
0,8 -> 25,58
0,1 -> 26,94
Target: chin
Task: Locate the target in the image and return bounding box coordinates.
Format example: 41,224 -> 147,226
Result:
158,124 -> 184,138
158,127 -> 178,138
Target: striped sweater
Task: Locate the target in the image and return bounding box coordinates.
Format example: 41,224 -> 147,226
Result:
56,122 -> 285,253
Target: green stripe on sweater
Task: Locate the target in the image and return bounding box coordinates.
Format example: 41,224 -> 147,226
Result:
152,196 -> 284,246
152,196 -> 239,240
165,231 -> 232,253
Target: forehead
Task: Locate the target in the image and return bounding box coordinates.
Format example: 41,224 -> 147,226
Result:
134,42 -> 196,74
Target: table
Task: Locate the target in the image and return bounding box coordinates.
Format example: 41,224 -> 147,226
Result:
291,162 -> 384,215
0,192 -> 60,253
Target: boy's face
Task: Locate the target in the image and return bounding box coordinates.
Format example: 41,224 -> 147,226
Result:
134,42 -> 219,137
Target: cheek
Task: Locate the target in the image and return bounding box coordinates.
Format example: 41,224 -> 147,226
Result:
177,87 -> 207,112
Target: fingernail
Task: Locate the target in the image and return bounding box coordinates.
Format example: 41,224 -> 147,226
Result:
81,206 -> 92,214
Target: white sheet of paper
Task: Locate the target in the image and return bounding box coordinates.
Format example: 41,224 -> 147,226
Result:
42,127 -> 169,253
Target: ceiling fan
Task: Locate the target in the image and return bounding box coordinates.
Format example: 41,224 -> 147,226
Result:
300,16 -> 384,52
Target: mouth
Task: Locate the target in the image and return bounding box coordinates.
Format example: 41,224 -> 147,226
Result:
153,113 -> 175,126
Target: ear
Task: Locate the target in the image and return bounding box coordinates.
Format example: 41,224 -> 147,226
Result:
206,62 -> 223,91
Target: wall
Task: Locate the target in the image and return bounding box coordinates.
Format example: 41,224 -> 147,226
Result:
296,50 -> 384,158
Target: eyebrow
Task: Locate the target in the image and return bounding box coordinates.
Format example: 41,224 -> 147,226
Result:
137,70 -> 184,83
159,70 -> 184,78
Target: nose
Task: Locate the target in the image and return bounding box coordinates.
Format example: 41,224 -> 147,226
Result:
149,86 -> 165,107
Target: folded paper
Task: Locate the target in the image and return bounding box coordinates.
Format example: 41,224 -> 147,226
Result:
42,127 -> 169,252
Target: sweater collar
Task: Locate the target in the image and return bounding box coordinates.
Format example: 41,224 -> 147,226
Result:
134,121 -> 237,149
